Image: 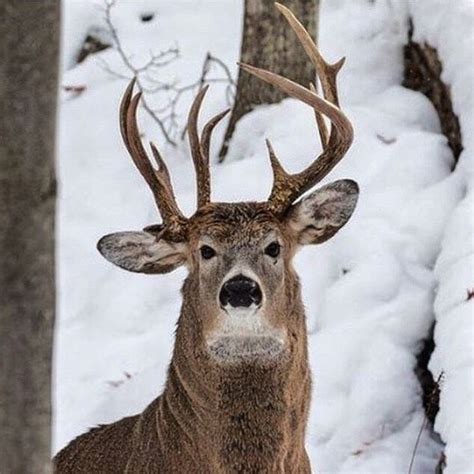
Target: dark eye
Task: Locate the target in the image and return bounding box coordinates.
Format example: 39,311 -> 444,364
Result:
200,245 -> 216,260
265,241 -> 280,258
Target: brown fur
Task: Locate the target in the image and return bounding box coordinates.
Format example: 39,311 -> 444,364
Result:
55,203 -> 315,473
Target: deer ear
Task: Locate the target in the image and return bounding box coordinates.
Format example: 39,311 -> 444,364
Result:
97,231 -> 187,274
286,179 -> 359,245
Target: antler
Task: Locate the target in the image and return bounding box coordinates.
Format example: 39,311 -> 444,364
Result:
120,79 -> 187,237
239,2 -> 354,216
119,80 -> 229,236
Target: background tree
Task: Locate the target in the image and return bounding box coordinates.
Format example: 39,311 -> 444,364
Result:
0,1 -> 59,472
219,0 -> 318,161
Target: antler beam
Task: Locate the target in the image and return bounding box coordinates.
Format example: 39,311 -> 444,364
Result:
120,79 -> 187,236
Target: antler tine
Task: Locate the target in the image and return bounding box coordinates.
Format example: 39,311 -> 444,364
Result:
187,86 -> 213,208
265,138 -> 291,193
119,78 -> 136,156
275,3 -> 343,108
187,88 -> 229,209
149,142 -> 173,190
200,108 -> 230,163
309,82 -> 329,148
120,80 -> 186,233
276,2 -> 345,150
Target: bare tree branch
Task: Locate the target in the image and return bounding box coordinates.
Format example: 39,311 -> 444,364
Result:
100,0 -> 235,146
103,0 -> 177,144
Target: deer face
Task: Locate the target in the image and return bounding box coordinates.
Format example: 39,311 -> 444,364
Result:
98,180 -> 358,362
187,203 -> 291,361
97,3 -> 357,364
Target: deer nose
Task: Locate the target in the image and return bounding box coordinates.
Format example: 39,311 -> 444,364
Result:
219,275 -> 262,309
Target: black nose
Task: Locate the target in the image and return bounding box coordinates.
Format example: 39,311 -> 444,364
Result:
219,275 -> 262,308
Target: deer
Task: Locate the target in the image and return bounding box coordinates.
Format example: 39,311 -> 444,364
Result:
54,4 -> 357,473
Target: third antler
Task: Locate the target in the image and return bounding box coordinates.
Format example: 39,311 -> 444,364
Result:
239,2 -> 354,216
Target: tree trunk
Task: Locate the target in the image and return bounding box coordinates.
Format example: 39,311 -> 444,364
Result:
219,0 -> 318,161
0,1 -> 59,473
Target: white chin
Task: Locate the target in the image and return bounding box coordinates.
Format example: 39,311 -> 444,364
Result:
207,307 -> 286,363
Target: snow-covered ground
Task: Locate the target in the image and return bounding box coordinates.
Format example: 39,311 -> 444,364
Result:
55,0 -> 473,472
407,1 -> 474,472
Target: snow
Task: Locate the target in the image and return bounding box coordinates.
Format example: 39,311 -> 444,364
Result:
406,2 -> 474,472
55,0 -> 473,472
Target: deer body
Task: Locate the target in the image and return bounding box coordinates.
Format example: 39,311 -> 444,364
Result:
55,5 -> 357,473
55,349 -> 310,473
56,205 -> 312,473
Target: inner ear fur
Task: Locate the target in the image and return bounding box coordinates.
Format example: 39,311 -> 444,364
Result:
286,179 -> 359,245
97,230 -> 187,274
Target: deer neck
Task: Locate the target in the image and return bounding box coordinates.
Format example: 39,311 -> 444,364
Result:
159,297 -> 311,471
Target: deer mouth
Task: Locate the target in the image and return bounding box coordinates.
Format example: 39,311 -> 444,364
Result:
207,335 -> 286,364
206,310 -> 286,364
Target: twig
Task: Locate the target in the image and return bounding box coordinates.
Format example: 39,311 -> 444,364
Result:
101,0 -> 235,145
408,371 -> 445,474
103,0 -> 177,145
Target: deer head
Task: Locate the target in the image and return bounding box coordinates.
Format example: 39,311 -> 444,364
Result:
97,3 -> 358,365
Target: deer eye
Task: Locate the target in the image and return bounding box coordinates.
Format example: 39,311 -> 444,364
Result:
200,245 -> 216,260
264,241 -> 280,258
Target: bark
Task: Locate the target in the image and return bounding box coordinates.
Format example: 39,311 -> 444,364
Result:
0,1 -> 59,473
219,0 -> 318,161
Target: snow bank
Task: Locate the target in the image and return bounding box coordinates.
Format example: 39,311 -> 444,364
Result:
407,1 -> 474,472
55,0 -> 472,471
